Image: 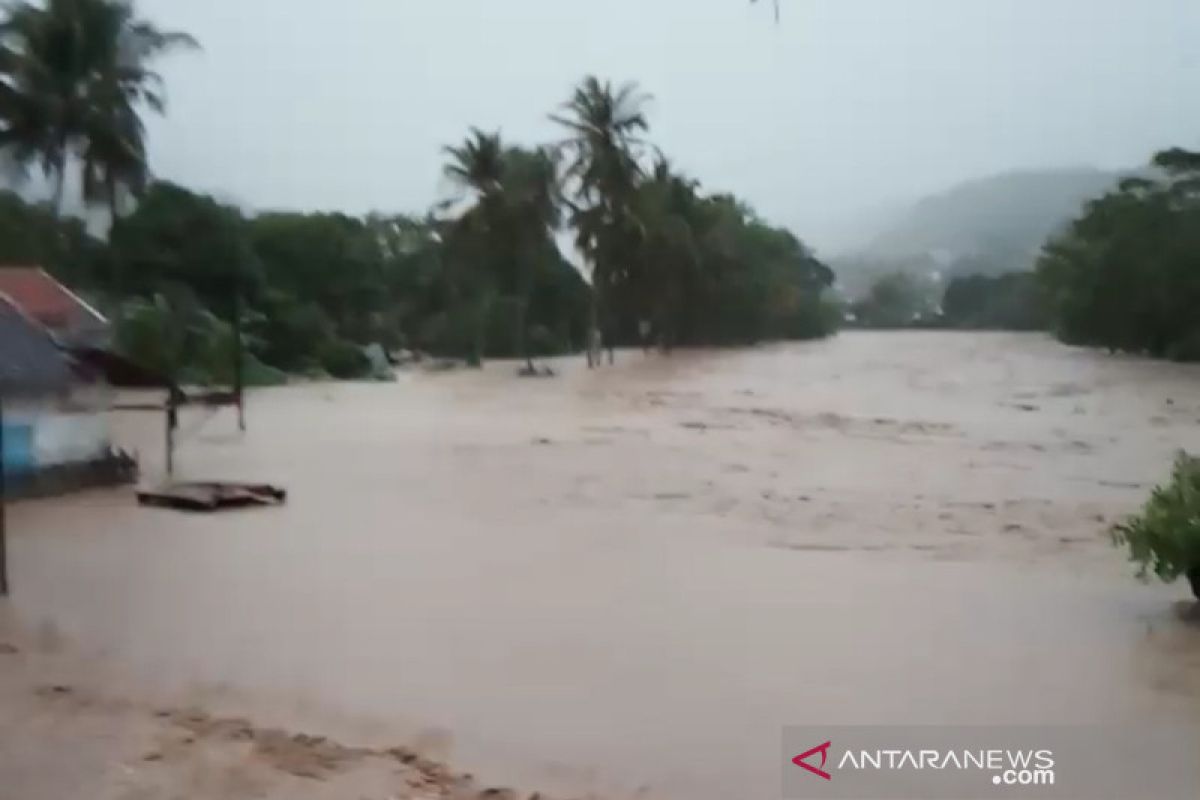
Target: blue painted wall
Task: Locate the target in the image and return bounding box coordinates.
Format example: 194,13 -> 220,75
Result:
2,422 -> 36,475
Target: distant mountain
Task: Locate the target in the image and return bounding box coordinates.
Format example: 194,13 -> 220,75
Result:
830,167 -> 1128,296
865,167 -> 1122,267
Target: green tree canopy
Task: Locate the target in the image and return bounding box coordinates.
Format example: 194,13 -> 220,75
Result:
1037,149 -> 1200,361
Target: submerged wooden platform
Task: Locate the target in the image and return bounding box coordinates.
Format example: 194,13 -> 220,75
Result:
137,482 -> 287,512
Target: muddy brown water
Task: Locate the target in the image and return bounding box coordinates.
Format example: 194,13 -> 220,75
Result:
8,332 -> 1200,799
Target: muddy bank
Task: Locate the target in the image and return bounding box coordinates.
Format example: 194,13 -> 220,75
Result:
0,616 -> 553,800
5,332 -> 1200,799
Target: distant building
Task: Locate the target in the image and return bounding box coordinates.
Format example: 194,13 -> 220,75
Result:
0,295 -> 133,495
0,267 -> 108,346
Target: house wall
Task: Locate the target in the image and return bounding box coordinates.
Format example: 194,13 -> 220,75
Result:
33,411 -> 110,466
2,389 -> 112,473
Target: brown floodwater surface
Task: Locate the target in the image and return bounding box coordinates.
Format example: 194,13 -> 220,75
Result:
8,332 -> 1200,799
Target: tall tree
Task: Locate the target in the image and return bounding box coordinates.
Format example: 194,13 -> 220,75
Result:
441,128 -> 507,365
1037,149 -> 1200,361
498,145 -> 562,370
442,130 -> 564,368
631,158 -> 701,350
551,75 -> 651,366
0,0 -> 196,218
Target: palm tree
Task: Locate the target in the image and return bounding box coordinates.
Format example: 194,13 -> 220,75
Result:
441,128 -> 506,365
551,76 -> 652,366
633,159 -> 703,351
443,130 -> 563,369
0,0 -> 197,219
499,145 -> 561,371
442,127 -> 505,204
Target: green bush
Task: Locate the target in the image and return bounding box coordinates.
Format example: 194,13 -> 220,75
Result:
527,324 -> 566,356
419,304 -> 482,361
320,339 -> 371,379
780,294 -> 842,340
1167,330 -> 1200,363
241,356 -> 289,387
483,296 -> 521,357
1112,452 -> 1200,599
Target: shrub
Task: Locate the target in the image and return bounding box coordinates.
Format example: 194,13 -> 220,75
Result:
1167,329 -> 1200,363
1112,452 -> 1200,600
241,356 -> 289,387
319,339 -> 371,379
526,324 -> 566,356
419,304 -> 481,361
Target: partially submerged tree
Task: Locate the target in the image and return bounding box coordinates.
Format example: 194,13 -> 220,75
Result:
440,129 -> 564,367
552,76 -> 651,366
1112,452 -> 1200,601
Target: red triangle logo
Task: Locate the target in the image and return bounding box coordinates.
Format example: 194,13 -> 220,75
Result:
792,741 -> 833,781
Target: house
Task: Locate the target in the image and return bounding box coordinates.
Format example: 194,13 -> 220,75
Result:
0,267 -> 108,346
0,296 -> 133,495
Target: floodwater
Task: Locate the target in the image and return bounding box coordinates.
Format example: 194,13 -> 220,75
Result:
8,331 -> 1200,799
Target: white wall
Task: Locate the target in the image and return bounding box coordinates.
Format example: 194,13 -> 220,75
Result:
33,412 -> 110,466
4,394 -> 111,468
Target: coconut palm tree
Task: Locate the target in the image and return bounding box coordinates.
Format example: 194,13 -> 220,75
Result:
498,145 -> 561,371
551,76 -> 652,366
440,128 -> 506,364
633,159 -> 703,351
0,0 -> 196,218
443,130 -> 563,369
442,127 -> 505,204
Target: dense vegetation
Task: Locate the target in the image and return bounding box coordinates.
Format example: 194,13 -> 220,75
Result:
848,269 -> 1045,331
1037,149 -> 1200,362
1112,452 -> 1200,600
0,1 -> 838,383
939,272 -> 1047,331
847,149 -> 1197,353
848,272 -> 937,329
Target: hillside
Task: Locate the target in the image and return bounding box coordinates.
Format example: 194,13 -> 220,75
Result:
831,167 -> 1127,295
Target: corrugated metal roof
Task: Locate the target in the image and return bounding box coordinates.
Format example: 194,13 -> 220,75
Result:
0,295 -> 73,394
0,267 -> 107,331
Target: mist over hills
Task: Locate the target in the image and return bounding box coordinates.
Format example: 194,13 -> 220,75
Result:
828,167 -> 1128,295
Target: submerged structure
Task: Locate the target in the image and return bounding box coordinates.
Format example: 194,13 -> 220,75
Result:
0,292 -> 135,498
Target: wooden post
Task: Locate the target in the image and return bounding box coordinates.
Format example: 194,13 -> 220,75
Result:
232,263 -> 245,432
165,389 -> 177,478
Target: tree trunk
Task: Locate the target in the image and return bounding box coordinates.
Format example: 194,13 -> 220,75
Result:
512,261 -> 532,373
516,298 -> 533,373
470,294 -> 490,368
106,178 -> 120,234
586,281 -> 599,369
51,160 -> 67,218
1187,568 -> 1200,602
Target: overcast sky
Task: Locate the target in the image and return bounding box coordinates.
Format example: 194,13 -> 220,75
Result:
138,0 -> 1200,254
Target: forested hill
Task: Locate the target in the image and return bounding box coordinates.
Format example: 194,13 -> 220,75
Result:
832,168 -> 1126,291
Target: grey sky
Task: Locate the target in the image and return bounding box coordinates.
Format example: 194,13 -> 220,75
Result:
139,0 -> 1200,254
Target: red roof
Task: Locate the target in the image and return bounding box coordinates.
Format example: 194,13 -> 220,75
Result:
0,267 -> 106,331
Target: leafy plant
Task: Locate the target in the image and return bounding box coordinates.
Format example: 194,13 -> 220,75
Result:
1111,452 -> 1200,599
319,339 -> 371,380
1037,149 -> 1200,361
